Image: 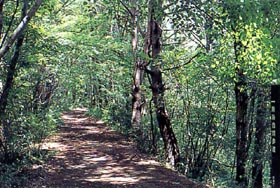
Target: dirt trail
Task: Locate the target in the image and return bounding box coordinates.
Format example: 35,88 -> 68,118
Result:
36,108 -> 206,188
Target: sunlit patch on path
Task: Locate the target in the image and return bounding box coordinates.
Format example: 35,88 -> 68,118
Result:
35,108 -> 206,188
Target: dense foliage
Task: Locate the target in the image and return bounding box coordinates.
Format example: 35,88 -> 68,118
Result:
0,0 -> 279,187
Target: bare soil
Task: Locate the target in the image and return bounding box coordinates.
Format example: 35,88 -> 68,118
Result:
30,108 -> 207,188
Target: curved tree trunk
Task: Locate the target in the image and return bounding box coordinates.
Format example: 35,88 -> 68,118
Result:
0,0 -> 28,162
0,0 -> 28,116
144,0 -> 180,167
0,0 -> 44,59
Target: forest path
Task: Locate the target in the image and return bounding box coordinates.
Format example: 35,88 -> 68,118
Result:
37,108 -> 206,188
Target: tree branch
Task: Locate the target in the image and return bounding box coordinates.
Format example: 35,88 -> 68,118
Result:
54,0 -> 75,15
1,0 -> 20,48
120,0 -> 134,17
0,0 -> 4,38
163,52 -> 200,72
0,0 -> 44,59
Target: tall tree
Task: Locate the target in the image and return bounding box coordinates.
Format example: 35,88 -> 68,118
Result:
0,0 -> 46,164
130,0 -> 143,129
233,36 -> 249,186
0,0 -> 44,115
252,88 -> 267,188
0,0 -> 28,162
144,0 -> 180,167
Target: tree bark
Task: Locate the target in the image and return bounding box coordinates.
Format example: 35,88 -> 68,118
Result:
252,88 -> 267,188
0,0 -> 28,162
0,0 -> 44,59
0,0 -> 4,39
234,40 -> 249,187
131,0 -> 143,129
0,0 -> 28,116
148,67 -> 180,166
145,1 -> 180,167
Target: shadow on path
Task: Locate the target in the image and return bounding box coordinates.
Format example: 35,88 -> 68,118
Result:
37,108 -> 207,188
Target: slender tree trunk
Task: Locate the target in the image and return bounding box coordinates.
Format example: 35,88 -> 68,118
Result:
145,0 -> 180,167
131,0 -> 143,129
0,0 -> 27,162
252,88 -> 267,188
0,0 -> 44,59
0,0 -> 4,39
234,40 -> 249,187
0,1 -> 28,116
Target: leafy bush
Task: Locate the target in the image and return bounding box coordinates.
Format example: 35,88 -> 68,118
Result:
86,106 -> 103,120
0,108 -> 61,186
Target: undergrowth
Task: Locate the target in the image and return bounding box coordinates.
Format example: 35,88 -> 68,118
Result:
0,109 -> 62,187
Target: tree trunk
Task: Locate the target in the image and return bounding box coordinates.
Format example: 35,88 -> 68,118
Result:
0,0 -> 44,59
145,1 -> 180,167
0,0 -> 28,116
252,88 -> 267,188
234,40 -> 249,187
235,74 -> 249,187
149,67 -> 180,166
0,0 -> 27,162
131,0 -> 143,129
0,0 -> 4,39
131,62 -> 143,128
